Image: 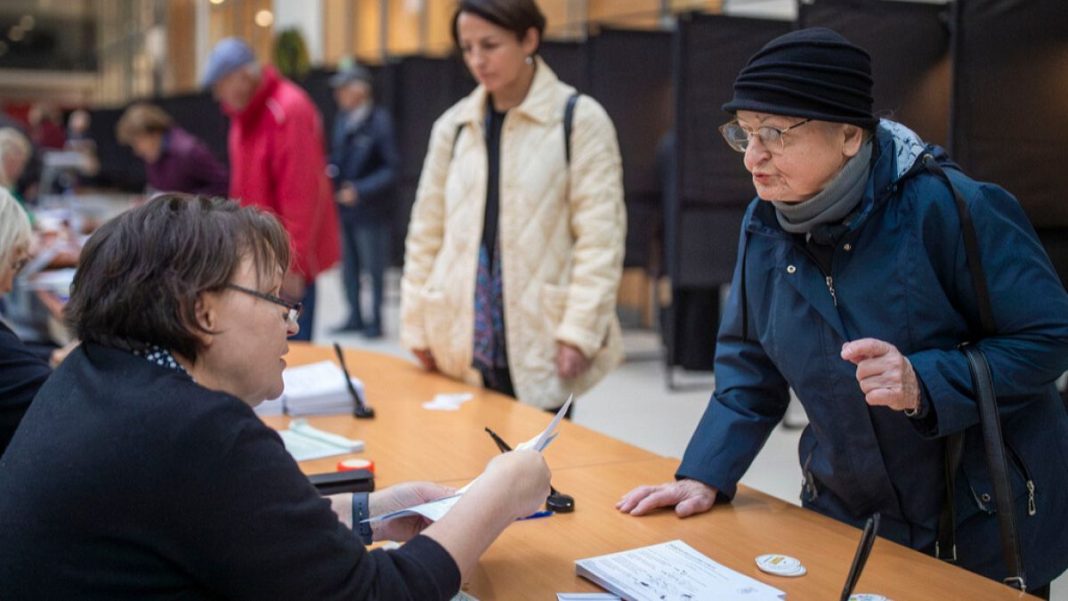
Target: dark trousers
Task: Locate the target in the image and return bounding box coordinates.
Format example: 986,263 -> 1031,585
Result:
291,280 -> 316,342
340,220 -> 389,331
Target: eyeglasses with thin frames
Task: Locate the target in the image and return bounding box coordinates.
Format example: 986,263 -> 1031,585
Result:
225,283 -> 303,327
718,118 -> 812,154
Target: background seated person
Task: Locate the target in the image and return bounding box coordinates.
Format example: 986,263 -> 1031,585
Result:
0,188 -> 51,457
116,103 -> 229,196
0,194 -> 550,600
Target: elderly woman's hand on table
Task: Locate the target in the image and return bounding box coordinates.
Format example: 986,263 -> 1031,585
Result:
616,479 -> 718,517
840,338 -> 921,413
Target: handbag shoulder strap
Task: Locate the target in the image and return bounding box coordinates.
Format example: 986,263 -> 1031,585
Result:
920,154 -> 996,335
922,154 -> 1028,591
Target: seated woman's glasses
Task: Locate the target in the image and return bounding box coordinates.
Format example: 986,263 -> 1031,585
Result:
225,283 -> 303,326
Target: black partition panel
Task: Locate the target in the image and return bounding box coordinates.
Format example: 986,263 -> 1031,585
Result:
953,0 -> 1068,228
539,40 -> 590,92
664,13 -> 792,372
799,0 -> 951,148
588,28 -> 673,269
671,13 -> 791,286
387,56 -> 472,262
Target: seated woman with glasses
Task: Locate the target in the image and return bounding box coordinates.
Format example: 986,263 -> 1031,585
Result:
0,193 -> 551,600
618,28 -> 1068,597
0,188 -> 52,457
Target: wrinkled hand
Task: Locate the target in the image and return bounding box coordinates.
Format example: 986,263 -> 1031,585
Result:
336,183 -> 358,206
412,348 -> 437,372
369,481 -> 457,542
556,342 -> 590,379
281,272 -> 306,302
616,479 -> 718,518
840,338 -> 920,412
475,450 -> 552,520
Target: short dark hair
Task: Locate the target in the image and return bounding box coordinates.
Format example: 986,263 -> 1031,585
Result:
66,194 -> 290,360
451,0 -> 546,49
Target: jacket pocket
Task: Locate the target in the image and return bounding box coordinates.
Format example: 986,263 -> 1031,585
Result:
540,283 -> 569,330
958,435 -> 1035,517
418,288 -> 455,373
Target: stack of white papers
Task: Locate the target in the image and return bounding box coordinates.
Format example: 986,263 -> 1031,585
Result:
576,540 -> 785,601
265,360 -> 366,416
278,418 -> 364,461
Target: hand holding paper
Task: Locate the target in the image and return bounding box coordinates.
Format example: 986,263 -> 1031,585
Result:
365,397 -> 571,526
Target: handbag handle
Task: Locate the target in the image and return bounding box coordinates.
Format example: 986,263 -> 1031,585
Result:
922,154 -> 1027,591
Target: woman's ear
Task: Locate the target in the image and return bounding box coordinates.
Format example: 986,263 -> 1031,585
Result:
191,293 -> 217,348
521,26 -> 540,57
841,124 -> 865,158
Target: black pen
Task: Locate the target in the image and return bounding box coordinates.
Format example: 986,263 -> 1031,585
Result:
333,342 -> 375,419
840,513 -> 880,601
484,427 -> 574,513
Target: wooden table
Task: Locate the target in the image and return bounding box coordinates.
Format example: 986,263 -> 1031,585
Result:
275,343 -> 1039,600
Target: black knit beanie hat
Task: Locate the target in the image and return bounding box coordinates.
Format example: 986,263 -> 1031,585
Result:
723,27 -> 877,129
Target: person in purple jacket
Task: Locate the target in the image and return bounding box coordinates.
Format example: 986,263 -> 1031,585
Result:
116,103 -> 229,196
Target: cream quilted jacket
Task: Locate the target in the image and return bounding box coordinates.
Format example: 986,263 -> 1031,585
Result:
401,59 -> 625,409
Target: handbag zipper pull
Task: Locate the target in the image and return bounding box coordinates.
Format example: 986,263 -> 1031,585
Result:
1026,480 -> 1037,516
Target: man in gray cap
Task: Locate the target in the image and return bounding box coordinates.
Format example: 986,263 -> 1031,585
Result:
202,37 -> 340,342
328,63 -> 399,338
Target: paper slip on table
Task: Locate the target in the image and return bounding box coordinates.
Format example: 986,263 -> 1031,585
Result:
268,343 -> 1041,600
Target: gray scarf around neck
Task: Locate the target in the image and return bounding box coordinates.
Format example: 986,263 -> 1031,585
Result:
773,139 -> 873,234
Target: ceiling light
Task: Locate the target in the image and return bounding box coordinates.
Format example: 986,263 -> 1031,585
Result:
254,9 -> 274,28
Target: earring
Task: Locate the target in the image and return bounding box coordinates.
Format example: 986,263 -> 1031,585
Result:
525,55 -> 534,65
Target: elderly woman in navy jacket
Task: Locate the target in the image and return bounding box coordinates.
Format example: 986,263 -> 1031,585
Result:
0,194 -> 550,600
618,28 -> 1068,596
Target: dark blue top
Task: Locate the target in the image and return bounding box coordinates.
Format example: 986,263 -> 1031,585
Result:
0,343 -> 460,600
0,320 -> 50,457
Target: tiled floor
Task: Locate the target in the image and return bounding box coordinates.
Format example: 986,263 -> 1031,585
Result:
312,266 -> 1063,599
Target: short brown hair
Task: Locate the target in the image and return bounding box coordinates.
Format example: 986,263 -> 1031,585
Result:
66,194 -> 290,360
115,103 -> 174,145
451,0 -> 546,49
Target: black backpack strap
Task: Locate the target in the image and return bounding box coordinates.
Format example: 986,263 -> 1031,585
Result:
450,123 -> 465,162
563,92 -> 580,165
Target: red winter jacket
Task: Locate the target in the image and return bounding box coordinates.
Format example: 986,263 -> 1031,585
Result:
225,66 -> 340,280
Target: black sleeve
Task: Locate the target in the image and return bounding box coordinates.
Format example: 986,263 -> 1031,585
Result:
0,322 -> 51,455
162,400 -> 461,601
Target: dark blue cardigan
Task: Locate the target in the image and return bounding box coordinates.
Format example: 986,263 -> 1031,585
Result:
0,342 -> 460,600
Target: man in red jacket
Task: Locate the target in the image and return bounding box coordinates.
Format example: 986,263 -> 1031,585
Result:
202,37 -> 340,341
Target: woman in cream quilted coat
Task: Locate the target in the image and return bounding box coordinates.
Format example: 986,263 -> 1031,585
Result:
401,0 -> 625,411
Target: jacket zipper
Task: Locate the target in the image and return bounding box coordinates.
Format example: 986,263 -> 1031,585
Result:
801,452 -> 819,501
794,242 -> 840,308
1006,445 -> 1037,516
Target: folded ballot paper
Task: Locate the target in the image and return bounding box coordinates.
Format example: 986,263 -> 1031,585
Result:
363,396 -> 572,525
278,418 -> 364,461
255,360 -> 365,417
575,540 -> 784,601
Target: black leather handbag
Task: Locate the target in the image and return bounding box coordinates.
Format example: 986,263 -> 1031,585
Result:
922,155 -> 1028,592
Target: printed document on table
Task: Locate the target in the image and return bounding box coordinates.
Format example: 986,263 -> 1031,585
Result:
575,540 -> 784,601
364,397 -> 572,525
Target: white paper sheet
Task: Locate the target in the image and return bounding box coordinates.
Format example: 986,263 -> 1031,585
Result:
575,540 -> 785,601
